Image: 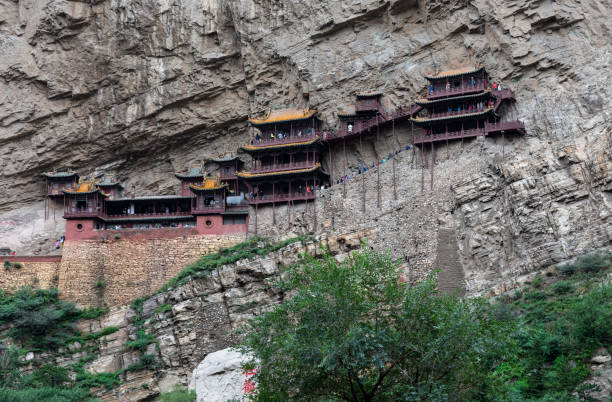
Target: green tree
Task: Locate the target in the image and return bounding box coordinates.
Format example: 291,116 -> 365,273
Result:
238,246 -> 510,401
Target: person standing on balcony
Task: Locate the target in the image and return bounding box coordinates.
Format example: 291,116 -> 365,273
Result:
429,84 -> 434,93
471,76 -> 475,87
348,124 -> 353,133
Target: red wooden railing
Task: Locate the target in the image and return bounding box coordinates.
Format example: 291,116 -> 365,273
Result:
249,132 -> 319,147
420,106 -> 493,120
413,128 -> 486,145
247,192 -> 315,204
427,82 -> 486,100
413,120 -> 525,145
326,104 -> 422,142
63,211 -> 194,220
249,161 -> 316,174
485,120 -> 525,133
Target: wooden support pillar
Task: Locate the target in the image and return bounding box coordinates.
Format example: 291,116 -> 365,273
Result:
255,202 -> 258,235
392,118 -> 397,201
502,130 -> 505,158
328,142 -> 334,185
313,175 -> 317,232
272,182 -> 276,225
360,134 -> 365,213
411,120 -> 416,167
430,141 -> 435,191
376,115 -> 380,209
288,181 -> 292,225
421,145 -> 425,194
343,139 -> 347,197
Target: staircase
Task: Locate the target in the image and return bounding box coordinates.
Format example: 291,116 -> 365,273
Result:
434,227 -> 465,295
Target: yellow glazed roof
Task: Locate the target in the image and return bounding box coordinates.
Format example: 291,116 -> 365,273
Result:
425,65 -> 484,80
189,176 -> 228,191
63,178 -> 108,195
249,108 -> 316,125
236,163 -> 321,179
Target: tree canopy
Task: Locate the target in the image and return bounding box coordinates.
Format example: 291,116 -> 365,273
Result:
238,246 -> 511,401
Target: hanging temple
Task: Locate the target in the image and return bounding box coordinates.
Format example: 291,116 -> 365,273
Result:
43,66 -> 525,240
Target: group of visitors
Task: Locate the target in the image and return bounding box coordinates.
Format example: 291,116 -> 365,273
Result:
334,145 -> 411,185
428,77 -> 505,94
252,128 -> 315,143
55,236 -> 65,249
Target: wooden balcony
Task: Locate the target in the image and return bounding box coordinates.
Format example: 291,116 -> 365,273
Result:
63,210 -> 101,219
192,205 -> 226,214
413,128 -> 485,145
249,161 -> 316,174
427,82 -> 486,100
326,105 -> 422,142
413,120 -> 525,145
249,132 -> 318,147
420,107 -> 492,121
485,120 -> 526,134
247,192 -> 316,205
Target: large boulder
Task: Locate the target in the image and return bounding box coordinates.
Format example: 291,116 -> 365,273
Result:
190,348 -> 252,402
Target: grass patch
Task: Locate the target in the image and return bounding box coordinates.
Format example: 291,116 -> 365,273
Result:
158,385 -> 196,402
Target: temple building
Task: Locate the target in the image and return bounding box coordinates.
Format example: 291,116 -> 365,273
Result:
43,170 -> 79,219
207,154 -> 245,196
237,107 -> 327,232
56,171 -> 247,240
411,66 -> 525,145
238,108 -> 327,205
189,173 -> 248,233
95,174 -> 123,200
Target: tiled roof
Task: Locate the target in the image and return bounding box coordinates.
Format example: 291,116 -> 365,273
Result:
189,177 -> 228,191
412,107 -> 494,124
240,136 -> 320,152
236,163 -> 322,179
43,171 -> 78,178
416,90 -> 492,105
249,108 -> 316,126
425,66 -> 485,80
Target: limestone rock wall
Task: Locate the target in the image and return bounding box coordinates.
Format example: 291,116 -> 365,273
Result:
1,0 -> 610,259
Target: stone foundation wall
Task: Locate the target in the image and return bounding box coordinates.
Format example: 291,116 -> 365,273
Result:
58,234 -> 245,307
0,257 -> 61,291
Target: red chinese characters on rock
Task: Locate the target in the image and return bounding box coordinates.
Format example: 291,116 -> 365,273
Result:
242,368 -> 257,394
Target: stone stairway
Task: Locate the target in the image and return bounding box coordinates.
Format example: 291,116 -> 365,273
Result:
435,227 -> 465,295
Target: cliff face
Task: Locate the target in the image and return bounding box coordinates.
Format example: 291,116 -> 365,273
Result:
1,0 -> 610,277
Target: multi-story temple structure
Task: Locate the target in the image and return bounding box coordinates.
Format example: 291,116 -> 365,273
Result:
236,108 -> 327,232
411,66 -> 525,146
57,170 -> 248,240
44,65 -> 526,240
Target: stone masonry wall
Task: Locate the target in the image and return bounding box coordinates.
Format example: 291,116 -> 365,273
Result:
0,258 -> 60,291
58,234 -> 244,307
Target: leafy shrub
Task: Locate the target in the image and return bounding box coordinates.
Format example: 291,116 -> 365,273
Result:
74,369 -> 121,389
552,281 -> 574,295
0,386 -> 93,402
532,275 -> 544,288
12,263 -> 23,270
4,261 -> 11,271
0,287 -> 80,348
125,354 -> 157,372
524,290 -> 547,301
568,284 -> 612,348
557,252 -> 611,276
125,329 -> 155,352
158,385 -> 196,402
27,364 -> 71,388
